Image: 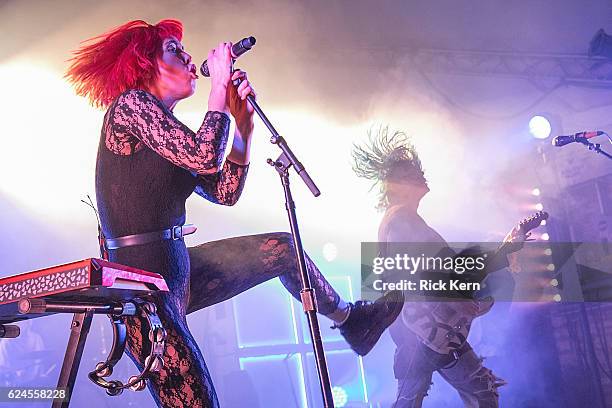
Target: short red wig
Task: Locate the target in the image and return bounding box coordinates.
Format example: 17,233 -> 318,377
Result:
66,19 -> 183,109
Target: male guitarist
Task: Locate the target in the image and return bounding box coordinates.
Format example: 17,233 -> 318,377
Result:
352,127 -> 546,408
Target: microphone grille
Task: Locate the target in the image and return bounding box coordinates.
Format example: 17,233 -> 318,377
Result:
200,63 -> 210,77
551,136 -> 561,147
243,36 -> 256,48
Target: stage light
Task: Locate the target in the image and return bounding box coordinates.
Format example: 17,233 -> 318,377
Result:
531,188 -> 541,196
541,233 -> 550,241
544,248 -> 552,256
547,263 -> 555,271
332,386 -> 348,408
550,278 -> 559,287
323,242 -> 338,262
535,203 -> 544,211
529,115 -> 552,139
540,219 -> 547,226
0,60 -> 103,219
553,294 -> 562,302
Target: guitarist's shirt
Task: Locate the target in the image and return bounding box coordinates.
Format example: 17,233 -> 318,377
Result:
378,205 -> 492,359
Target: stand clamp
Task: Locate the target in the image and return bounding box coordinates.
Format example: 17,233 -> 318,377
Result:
577,138 -> 612,160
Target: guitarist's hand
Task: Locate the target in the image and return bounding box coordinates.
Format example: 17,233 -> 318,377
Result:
502,229 -> 528,274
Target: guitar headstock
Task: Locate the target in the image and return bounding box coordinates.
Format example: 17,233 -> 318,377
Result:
503,211 -> 549,245
517,211 -> 549,235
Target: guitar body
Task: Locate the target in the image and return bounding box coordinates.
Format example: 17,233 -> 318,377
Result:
391,211 -> 548,354
396,296 -> 494,354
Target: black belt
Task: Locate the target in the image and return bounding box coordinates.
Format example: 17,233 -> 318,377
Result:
104,224 -> 197,250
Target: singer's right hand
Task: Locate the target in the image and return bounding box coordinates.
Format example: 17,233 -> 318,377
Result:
207,42 -> 233,113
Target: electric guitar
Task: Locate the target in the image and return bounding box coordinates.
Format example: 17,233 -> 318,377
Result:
397,211 -> 550,354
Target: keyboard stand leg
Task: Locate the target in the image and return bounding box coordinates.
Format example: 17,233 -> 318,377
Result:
52,310 -> 94,408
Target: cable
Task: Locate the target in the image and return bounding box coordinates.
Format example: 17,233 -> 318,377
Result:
80,194 -> 101,227
81,194 -> 107,259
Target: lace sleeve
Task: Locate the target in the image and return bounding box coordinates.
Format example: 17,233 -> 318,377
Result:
194,160 -> 249,206
109,89 -> 231,175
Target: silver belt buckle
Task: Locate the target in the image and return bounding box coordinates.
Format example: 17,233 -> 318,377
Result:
171,226 -> 183,240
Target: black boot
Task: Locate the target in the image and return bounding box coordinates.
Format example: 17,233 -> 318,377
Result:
332,290 -> 404,356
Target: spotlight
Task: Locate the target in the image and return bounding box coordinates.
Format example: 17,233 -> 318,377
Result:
322,243 -> 338,262
541,233 -> 550,241
540,220 -> 547,226
529,115 -> 552,139
547,263 -> 555,271
531,188 -> 541,196
550,278 -> 559,287
553,294 -> 562,302
544,248 -> 552,256
535,203 -> 544,211
332,386 -> 348,408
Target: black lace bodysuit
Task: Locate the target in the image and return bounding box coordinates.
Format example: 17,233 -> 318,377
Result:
95,89 -> 340,408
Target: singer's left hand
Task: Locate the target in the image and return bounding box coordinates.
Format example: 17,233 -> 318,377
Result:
228,69 -> 255,139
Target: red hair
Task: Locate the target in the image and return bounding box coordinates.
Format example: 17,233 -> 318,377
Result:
66,19 -> 183,108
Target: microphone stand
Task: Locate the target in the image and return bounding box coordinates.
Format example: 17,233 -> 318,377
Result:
233,75 -> 334,407
577,138 -> 612,160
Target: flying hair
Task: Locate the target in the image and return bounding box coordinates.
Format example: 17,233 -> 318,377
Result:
352,125 -> 426,210
65,19 -> 183,108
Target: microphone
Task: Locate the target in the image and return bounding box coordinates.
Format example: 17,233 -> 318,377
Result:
200,37 -> 256,77
552,131 -> 604,147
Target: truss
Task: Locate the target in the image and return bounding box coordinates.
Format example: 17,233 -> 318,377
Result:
343,47 -> 612,88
